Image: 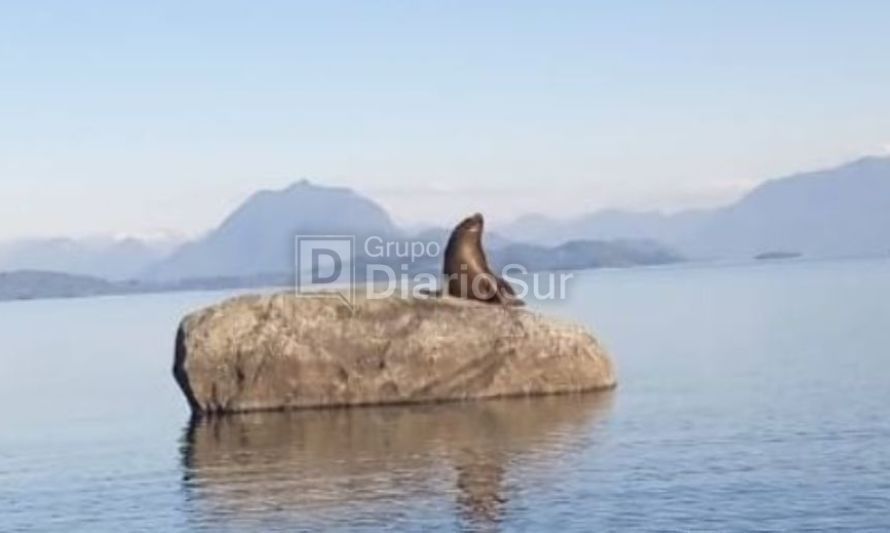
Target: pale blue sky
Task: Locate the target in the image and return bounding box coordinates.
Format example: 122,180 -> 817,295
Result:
2,1 -> 889,240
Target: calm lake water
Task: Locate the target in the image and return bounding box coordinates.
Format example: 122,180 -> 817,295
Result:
2,259 -> 889,532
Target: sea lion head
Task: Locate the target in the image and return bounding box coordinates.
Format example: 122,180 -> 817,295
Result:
456,212 -> 484,236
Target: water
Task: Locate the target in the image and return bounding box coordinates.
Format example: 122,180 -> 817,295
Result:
2,259 -> 889,532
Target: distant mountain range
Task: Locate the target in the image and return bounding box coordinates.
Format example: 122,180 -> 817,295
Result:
1,156 -> 889,295
0,269 -> 294,301
0,236 -> 180,281
499,156 -> 890,259
490,239 -> 682,272
0,236 -> 681,301
142,180 -> 682,283
0,270 -> 122,300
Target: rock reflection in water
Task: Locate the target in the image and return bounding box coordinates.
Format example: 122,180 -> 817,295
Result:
180,393 -> 613,531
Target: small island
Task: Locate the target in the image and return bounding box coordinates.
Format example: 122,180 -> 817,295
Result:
754,251 -> 802,261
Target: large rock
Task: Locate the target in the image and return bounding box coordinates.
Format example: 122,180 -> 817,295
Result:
174,293 -> 616,414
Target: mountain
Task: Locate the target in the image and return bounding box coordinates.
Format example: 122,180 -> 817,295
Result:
502,210 -> 710,245
6,155 -> 886,285
0,236 -> 180,281
499,156 -> 890,259
0,239 -> 684,302
146,180 -> 686,283
0,182 -> 687,301
148,180 -> 400,281
0,270 -> 121,300
681,156 -> 890,258
490,239 -> 682,272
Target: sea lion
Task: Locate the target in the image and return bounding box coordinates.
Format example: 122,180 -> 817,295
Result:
442,213 -> 524,306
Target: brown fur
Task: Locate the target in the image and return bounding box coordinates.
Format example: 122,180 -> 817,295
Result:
442,213 -> 524,306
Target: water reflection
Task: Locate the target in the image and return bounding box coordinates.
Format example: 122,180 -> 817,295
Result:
181,393 -> 613,531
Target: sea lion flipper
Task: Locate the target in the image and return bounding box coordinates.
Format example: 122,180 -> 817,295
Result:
474,273 -> 501,301
417,287 -> 443,298
496,277 -> 517,296
496,277 -> 525,306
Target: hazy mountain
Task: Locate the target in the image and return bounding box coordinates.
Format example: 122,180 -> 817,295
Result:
0,236 -> 180,281
502,210 -> 711,245
146,180 -> 685,282
0,182 -> 687,300
0,237 -> 683,302
395,233 -> 680,276
0,270 -> 121,300
681,156 -> 890,257
490,239 -> 682,272
499,156 -> 890,259
148,180 -> 400,281
6,156 -> 886,285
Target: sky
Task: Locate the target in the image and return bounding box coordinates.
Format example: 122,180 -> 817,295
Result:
2,1 -> 890,241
